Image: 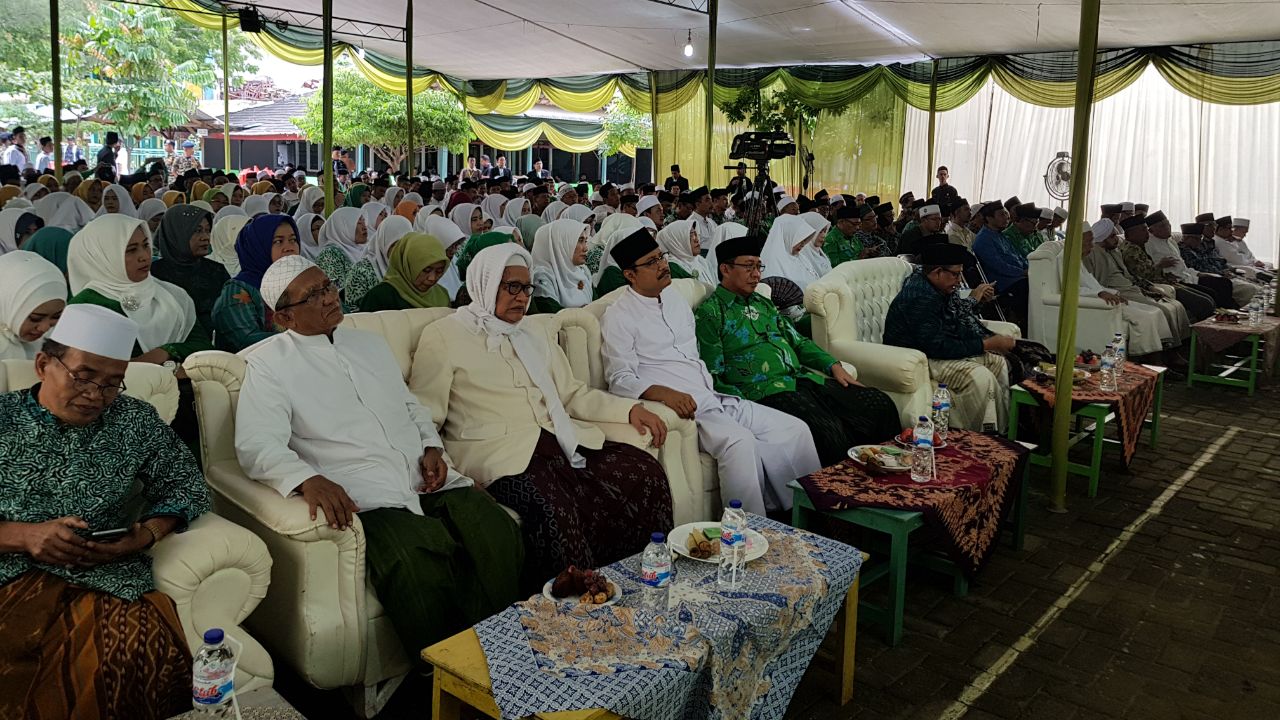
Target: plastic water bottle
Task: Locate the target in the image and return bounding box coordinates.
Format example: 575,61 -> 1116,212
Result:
1111,332 -> 1126,375
931,383 -> 951,444
1248,296 -> 1263,327
1099,344 -> 1118,392
639,532 -> 672,611
910,415 -> 935,484
717,500 -> 748,590
192,628 -> 235,716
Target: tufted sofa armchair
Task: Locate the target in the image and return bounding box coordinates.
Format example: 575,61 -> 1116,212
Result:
1027,241 -> 1124,354
0,359 -> 275,693
803,258 -> 1021,426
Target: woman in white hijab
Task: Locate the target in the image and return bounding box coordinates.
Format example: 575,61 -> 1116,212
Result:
480,194 -> 507,225
423,214 -> 467,302
711,222 -> 749,257
591,214 -> 644,297
97,184 -> 138,218
210,214 -> 249,276
34,191 -> 95,232
241,194 -> 271,219
313,206 -> 368,291
559,203 -> 593,227
540,200 -> 567,224
411,241 -> 672,583
0,206 -> 45,254
402,191 -> 424,206
67,215 -> 203,362
214,205 -> 247,223
22,183 -> 50,203
799,211 -> 834,279
502,198 -> 529,228
0,250 -> 67,360
531,218 -> 593,313
382,186 -> 404,211
655,218 -> 717,285
361,201 -> 389,233
344,215 -> 413,307
137,198 -> 168,234
761,213 -> 825,292
449,203 -> 484,239
294,211 -> 324,260
293,185 -> 326,218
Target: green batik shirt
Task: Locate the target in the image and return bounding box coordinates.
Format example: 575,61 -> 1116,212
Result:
694,285 -> 837,401
1003,225 -> 1043,259
823,227 -> 861,268
0,386 -> 210,600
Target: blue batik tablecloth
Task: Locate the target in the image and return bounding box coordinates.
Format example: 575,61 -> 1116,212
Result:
474,515 -> 863,720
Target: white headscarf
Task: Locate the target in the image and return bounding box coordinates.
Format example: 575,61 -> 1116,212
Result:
367,215 -> 413,278
711,223 -> 749,260
137,198 -> 167,224
449,203 -> 480,239
560,204 -> 593,226
214,205 -> 247,223
799,211 -> 834,278
293,185 -> 325,218
402,191 -> 424,205
761,214 -> 824,291
531,219 -> 593,310
361,201 -> 389,232
424,215 -> 466,301
490,225 -> 523,247
241,194 -> 270,218
655,219 -> 716,285
383,186 -> 404,210
0,207 -> 39,254
502,198 -> 529,227
68,215 -> 197,353
317,206 -> 368,264
593,211 -> 637,250
96,184 -> 138,218
35,192 -> 96,232
541,200 -> 567,224
22,184 -> 50,202
295,212 -> 323,260
591,214 -> 643,287
453,243 -> 585,468
0,250 -> 67,360
480,194 -> 507,225
211,215 -> 249,275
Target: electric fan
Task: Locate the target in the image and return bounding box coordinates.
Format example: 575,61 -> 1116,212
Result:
1043,151 -> 1072,206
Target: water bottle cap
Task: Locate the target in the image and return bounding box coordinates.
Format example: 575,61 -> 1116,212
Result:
203,628 -> 224,644
728,499 -> 742,509
938,383 -> 947,388
650,532 -> 666,543
918,415 -> 929,422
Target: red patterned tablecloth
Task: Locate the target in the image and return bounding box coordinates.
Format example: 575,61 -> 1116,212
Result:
1018,361 -> 1159,464
1192,315 -> 1280,379
797,430 -> 1028,577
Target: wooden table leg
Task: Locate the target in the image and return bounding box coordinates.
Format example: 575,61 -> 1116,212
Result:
835,577 -> 860,705
433,671 -> 464,720
1187,331 -> 1198,387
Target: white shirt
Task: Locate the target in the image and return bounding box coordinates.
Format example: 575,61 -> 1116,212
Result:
115,146 -> 129,178
34,151 -> 53,173
1144,235 -> 1197,283
1075,255 -> 1113,297
945,221 -> 975,249
1,145 -> 26,170
1215,236 -> 1249,266
600,285 -> 721,410
235,328 -> 471,514
690,211 -> 718,253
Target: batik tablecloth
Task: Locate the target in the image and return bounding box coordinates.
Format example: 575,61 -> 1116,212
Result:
797,430 -> 1027,577
474,516 -> 862,720
1018,361 -> 1159,463
1192,315 -> 1280,379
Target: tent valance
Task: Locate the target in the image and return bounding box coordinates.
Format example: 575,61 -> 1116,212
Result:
468,114 -> 629,156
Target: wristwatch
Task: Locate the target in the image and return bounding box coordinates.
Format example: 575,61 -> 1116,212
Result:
163,360 -> 178,375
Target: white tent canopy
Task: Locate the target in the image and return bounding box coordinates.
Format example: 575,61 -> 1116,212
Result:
240,0 -> 1280,79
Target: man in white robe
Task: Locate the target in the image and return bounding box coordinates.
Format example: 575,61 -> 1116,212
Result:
686,186 -> 718,256
1231,218 -> 1274,272
1085,219 -> 1190,342
1076,229 -> 1177,361
1213,216 -> 1270,280
599,230 -> 821,516
234,255 -> 523,660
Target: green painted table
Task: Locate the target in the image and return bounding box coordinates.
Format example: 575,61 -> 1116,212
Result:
1187,315 -> 1279,396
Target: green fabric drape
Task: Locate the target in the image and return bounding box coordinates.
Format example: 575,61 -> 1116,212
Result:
468,114 -> 621,155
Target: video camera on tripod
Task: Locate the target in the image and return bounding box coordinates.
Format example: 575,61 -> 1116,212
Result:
725,131 -> 797,233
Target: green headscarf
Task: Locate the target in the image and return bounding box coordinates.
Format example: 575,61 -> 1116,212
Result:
345,183 -> 370,208
23,227 -> 73,275
384,232 -> 450,308
454,231 -> 514,281
202,187 -> 221,203
515,215 -> 543,251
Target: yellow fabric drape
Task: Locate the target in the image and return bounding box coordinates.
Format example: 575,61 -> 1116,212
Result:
543,79 -> 621,113
467,117 -> 612,154
348,51 -> 437,94
481,85 -> 541,115
990,58 -> 1149,107
163,0 -> 235,29
1153,56 -> 1280,105
248,33 -> 347,66
880,64 -> 993,111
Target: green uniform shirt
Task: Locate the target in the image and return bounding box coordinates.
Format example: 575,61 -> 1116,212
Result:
68,289 -> 213,362
1003,225 -> 1043,259
823,227 -> 861,268
694,285 -> 836,401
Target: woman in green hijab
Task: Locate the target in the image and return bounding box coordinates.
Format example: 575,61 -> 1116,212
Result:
23,226 -> 73,276
357,232 -> 451,311
515,214 -> 543,251
345,183 -> 371,208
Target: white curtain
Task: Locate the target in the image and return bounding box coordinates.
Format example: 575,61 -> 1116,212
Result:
902,65 -> 1279,263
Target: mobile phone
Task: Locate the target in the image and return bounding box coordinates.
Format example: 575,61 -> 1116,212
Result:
86,527 -> 130,543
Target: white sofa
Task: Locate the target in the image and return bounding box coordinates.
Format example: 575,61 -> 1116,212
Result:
0,359 -> 275,694
183,307 -> 700,717
803,258 -> 1021,426
1027,241 -> 1124,354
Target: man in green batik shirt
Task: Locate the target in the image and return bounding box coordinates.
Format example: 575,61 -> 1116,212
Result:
694,234 -> 902,465
1004,203 -> 1045,258
823,205 -> 865,268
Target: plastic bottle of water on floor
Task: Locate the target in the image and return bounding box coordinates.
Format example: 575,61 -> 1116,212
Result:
639,532 -> 672,611
910,415 -> 934,484
931,383 -> 951,444
192,628 -> 235,717
1111,332 -> 1126,375
1098,344 -> 1118,392
718,500 -> 748,590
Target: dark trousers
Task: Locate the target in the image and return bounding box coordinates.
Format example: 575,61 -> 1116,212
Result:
1196,275 -> 1236,308
757,379 -> 903,466
1173,283 -> 1216,323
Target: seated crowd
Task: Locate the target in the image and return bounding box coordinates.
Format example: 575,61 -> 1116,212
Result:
0,140 -> 1274,718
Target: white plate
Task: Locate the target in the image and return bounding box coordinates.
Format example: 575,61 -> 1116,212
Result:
542,574 -> 621,607
669,521 -> 769,565
847,444 -> 912,472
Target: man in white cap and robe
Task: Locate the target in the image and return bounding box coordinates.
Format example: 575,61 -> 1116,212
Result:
0,304 -> 210,718
1084,218 -> 1190,343
1229,218 -> 1273,272
234,255 -> 524,662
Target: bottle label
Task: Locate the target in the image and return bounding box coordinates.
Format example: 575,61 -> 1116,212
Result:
721,528 -> 743,546
914,437 -> 933,448
193,677 -> 233,706
641,566 -> 670,588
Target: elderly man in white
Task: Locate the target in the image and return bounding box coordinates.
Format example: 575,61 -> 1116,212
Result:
600,228 -> 821,516
233,254 -> 523,662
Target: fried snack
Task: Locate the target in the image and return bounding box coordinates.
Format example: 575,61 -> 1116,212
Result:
686,531 -> 718,559
553,566 -> 613,603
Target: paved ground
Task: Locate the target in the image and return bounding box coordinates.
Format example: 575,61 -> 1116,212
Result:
273,376 -> 1280,719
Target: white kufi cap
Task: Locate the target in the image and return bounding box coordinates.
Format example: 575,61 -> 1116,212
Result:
1053,207 -> 1069,220
260,255 -> 318,311
1233,217 -> 1250,227
635,195 -> 661,216
776,195 -> 797,212
48,304 -> 138,361
919,204 -> 941,218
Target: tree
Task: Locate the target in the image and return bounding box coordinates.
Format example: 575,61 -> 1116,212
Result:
292,67 -> 473,172
599,100 -> 652,158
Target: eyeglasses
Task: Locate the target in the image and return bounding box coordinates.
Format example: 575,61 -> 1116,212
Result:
52,356 -> 126,399
729,262 -> 766,273
500,282 -> 535,297
276,282 -> 338,311
631,251 -> 670,270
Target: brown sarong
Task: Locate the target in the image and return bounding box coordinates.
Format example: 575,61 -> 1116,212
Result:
0,570 -> 192,720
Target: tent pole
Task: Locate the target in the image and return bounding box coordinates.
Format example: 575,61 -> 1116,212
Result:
1050,0 -> 1102,512
404,0 -> 414,177
50,0 -> 62,184
222,14 -> 232,172
322,0 -> 334,215
649,71 -> 659,184
926,59 -> 938,196
703,0 -> 718,187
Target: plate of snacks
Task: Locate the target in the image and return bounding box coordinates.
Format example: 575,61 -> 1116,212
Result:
669,522 -> 769,564
848,444 -> 912,472
893,427 -> 947,450
543,566 -> 620,607
1036,362 -> 1091,384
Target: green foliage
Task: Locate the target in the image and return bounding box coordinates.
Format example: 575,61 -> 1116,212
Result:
599,100 -> 652,157
292,68 -> 473,171
720,84 -> 848,137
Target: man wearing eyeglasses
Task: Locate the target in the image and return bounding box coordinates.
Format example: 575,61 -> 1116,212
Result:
234,255 -> 524,659
693,234 -> 903,465
600,228 -> 821,517
0,304 -> 210,718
